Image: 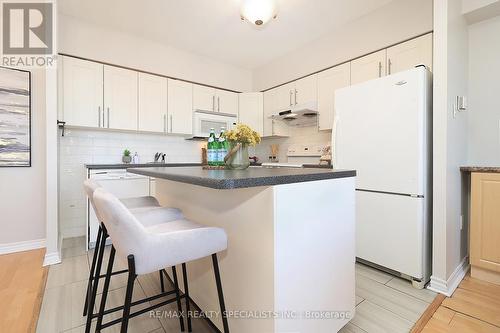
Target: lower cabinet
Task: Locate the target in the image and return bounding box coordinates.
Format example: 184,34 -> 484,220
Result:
470,172 -> 500,285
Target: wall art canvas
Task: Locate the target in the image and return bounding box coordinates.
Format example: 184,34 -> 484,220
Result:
0,67 -> 31,167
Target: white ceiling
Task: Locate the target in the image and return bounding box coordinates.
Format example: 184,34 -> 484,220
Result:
58,0 -> 395,70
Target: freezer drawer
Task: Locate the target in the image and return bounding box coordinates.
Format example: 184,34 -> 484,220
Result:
356,190 -> 428,279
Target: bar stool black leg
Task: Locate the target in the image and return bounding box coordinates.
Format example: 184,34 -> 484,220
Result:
212,254 -> 229,333
121,255 -> 137,333
83,225 -> 102,316
181,263 -> 192,332
96,245 -> 116,332
85,224 -> 108,333
159,270 -> 165,293
172,266 -> 185,332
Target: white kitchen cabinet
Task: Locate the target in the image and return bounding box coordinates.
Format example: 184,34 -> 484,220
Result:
239,92 -> 263,136
351,50 -> 387,85
103,66 -> 138,131
193,84 -> 216,112
216,89 -> 239,116
387,33 -> 433,74
263,89 -> 289,138
318,63 -> 351,131
167,79 -> 193,135
294,74 -> 318,105
138,73 -> 168,133
274,83 -> 295,111
62,56 -> 104,128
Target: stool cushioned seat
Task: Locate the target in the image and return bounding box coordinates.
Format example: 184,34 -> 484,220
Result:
93,188 -> 228,275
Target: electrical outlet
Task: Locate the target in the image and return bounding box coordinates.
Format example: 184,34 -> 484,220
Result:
459,215 -> 464,231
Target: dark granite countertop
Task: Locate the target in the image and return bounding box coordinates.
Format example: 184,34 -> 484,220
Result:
127,166 -> 356,190
85,163 -> 201,170
460,166 -> 500,173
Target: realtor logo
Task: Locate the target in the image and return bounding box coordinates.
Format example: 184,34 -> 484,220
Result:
1,1 -> 55,67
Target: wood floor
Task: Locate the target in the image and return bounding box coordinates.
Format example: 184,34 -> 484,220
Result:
421,274 -> 500,333
0,248 -> 48,333
36,236 -> 438,333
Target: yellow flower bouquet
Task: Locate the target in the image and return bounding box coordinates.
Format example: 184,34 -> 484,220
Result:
223,124 -> 261,169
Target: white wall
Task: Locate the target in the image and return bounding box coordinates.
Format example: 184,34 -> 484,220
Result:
58,14 -> 253,92
467,15 -> 500,165
252,0 -> 433,91
59,129 -> 205,238
431,0 -> 470,295
0,69 -> 47,246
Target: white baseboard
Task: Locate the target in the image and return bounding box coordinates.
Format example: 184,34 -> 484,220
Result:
0,238 -> 46,255
428,256 -> 470,296
43,235 -> 62,266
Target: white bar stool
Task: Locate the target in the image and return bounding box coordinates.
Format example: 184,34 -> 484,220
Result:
93,188 -> 230,333
83,180 -> 185,332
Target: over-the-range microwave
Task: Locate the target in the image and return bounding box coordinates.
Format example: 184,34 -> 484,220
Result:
192,110 -> 237,138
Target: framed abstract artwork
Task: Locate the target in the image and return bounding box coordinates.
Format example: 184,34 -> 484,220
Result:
0,67 -> 31,167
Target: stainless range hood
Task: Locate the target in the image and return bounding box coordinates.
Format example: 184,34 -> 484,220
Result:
270,101 -> 318,127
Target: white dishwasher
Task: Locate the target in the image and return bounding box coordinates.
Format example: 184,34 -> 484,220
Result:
87,169 -> 150,249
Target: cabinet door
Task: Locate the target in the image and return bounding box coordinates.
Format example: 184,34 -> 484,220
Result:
216,89 -> 239,116
318,63 -> 351,131
263,89 -> 289,138
138,73 -> 168,133
62,56 -> 103,127
239,92 -> 263,136
387,33 -> 433,75
294,74 -> 318,105
274,83 -> 295,111
193,84 -> 215,112
471,173 -> 500,273
167,79 -> 193,135
104,66 -> 138,131
351,50 -> 386,85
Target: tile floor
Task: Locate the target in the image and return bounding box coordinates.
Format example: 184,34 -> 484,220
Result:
37,237 -> 437,333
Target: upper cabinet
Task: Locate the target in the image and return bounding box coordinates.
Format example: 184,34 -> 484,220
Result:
386,34 -> 433,74
351,50 -> 386,85
193,84 -> 239,116
317,63 -> 351,131
239,92 -> 263,136
103,66 -> 138,131
274,82 -> 295,111
216,89 -> 239,116
138,73 -> 168,133
167,79 -> 193,135
263,89 -> 290,138
62,57 -> 104,128
193,85 -> 216,112
294,75 -> 318,105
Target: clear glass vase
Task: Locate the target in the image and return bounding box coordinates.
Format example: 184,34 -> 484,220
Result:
225,142 -> 250,170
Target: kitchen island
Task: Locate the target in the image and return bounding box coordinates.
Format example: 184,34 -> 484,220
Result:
128,166 -> 356,333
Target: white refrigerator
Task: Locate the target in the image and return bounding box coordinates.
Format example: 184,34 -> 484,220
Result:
334,67 -> 432,287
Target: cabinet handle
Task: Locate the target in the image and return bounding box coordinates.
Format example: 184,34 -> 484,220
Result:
289,90 -> 293,106
388,59 -> 392,75
378,62 -> 382,77
218,97 -> 220,112
163,114 -> 166,133
212,95 -> 215,112
169,115 -> 173,133
294,89 -> 298,105
98,107 -> 101,127
107,108 -> 110,128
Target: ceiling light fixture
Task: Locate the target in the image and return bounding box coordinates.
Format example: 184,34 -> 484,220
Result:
240,0 -> 278,27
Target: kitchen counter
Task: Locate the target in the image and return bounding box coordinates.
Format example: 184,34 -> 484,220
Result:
135,166 -> 356,332
127,166 -> 355,189
85,162 -> 201,170
460,166 -> 500,173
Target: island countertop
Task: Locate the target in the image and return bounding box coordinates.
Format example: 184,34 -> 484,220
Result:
127,166 -> 356,189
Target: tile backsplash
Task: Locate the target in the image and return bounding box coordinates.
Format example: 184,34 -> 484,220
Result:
58,128 -> 205,238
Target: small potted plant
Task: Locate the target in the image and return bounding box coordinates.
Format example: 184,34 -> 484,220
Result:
122,149 -> 132,164
224,124 -> 261,170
